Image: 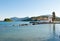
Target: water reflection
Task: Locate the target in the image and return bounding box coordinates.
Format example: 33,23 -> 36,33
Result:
47,24 -> 60,41
53,24 -> 56,40
1,23 -> 60,41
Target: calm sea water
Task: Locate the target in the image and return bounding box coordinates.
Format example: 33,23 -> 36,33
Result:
0,21 -> 60,41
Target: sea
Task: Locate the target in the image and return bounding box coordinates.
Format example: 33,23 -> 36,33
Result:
0,21 -> 60,41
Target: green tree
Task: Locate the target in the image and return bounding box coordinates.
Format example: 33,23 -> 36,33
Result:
52,12 -> 55,22
4,18 -> 12,22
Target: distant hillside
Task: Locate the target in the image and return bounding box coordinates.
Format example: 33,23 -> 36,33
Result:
55,17 -> 60,21
30,15 -> 50,21
4,15 -> 60,22
31,15 -> 60,21
10,17 -> 30,21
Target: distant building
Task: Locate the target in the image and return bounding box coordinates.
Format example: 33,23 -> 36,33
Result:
37,17 -> 48,21
31,15 -> 53,22
48,15 -> 52,22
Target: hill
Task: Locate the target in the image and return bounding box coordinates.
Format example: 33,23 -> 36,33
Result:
4,15 -> 60,22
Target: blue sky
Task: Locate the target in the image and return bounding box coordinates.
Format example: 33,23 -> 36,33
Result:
0,0 -> 60,20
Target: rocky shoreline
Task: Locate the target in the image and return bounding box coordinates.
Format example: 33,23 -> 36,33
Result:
30,21 -> 60,25
15,22 -> 60,26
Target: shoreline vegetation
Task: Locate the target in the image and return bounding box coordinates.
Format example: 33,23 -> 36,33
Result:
4,18 -> 13,22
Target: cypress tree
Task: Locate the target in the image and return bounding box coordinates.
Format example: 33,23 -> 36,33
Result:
52,12 -> 55,22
